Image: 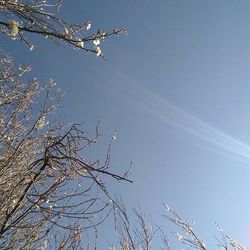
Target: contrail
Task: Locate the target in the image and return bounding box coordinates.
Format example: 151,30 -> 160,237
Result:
105,64 -> 250,164
147,91 -> 250,162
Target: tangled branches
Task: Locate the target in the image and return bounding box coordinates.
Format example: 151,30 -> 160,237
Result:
0,51 -> 131,249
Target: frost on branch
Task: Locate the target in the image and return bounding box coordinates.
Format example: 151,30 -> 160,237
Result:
163,204 -> 246,250
0,51 -> 132,249
0,0 -> 127,57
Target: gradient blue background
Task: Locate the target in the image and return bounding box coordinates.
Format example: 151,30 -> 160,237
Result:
3,0 -> 250,247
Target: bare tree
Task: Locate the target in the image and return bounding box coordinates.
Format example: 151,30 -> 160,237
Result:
0,2 -> 246,250
110,199 -> 158,250
0,1 -> 131,248
0,51 -> 132,249
163,203 -> 206,250
163,204 -> 245,250
110,202 -> 245,250
0,0 -> 126,57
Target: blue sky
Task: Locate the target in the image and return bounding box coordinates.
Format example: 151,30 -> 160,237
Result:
3,0 -> 250,247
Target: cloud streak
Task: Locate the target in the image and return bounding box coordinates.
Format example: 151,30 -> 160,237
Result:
106,64 -> 250,164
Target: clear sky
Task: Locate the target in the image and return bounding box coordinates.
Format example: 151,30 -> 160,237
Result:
3,0 -> 250,248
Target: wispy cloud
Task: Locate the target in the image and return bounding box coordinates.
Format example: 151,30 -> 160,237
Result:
106,64 -> 250,164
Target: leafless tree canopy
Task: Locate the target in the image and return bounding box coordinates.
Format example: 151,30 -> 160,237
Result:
0,51 -> 132,249
110,203 -> 245,250
0,0 -> 126,57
